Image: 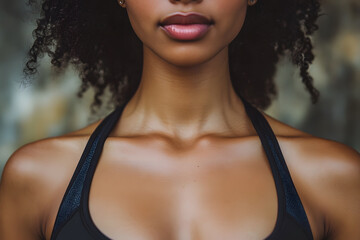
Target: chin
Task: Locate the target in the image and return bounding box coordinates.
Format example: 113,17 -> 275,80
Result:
166,55 -> 211,68
158,46 -> 222,68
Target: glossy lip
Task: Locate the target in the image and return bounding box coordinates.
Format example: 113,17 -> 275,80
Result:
159,12 -> 214,41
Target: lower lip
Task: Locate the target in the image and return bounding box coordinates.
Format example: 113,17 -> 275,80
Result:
160,24 -> 212,41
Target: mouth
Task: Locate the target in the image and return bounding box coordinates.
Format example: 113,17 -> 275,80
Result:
159,12 -> 214,41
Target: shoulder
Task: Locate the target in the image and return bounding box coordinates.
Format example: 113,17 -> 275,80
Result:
0,118 -> 103,200
0,137 -> 83,212
264,112 -> 360,174
263,112 -> 359,166
290,137 -> 360,239
0,120 -> 102,238
264,112 -> 360,239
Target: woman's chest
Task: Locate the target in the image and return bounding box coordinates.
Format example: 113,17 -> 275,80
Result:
85,153 -> 280,240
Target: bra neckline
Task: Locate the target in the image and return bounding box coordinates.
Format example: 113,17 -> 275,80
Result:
78,97 -> 286,240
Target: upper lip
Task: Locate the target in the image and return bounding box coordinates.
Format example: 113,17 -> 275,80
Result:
159,12 -> 213,26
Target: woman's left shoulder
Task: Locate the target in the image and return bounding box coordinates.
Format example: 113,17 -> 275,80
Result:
265,113 -> 360,239
265,112 -> 360,171
262,112 -> 359,164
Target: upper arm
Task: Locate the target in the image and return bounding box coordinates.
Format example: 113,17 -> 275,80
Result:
315,143 -> 360,239
0,145 -> 47,240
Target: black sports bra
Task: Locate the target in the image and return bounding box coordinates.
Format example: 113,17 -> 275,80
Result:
50,96 -> 314,240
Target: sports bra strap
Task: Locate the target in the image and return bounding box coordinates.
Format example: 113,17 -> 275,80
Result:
81,104 -> 127,206
51,105 -> 125,237
239,96 -> 313,238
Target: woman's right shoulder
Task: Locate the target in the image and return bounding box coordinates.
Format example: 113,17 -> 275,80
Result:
4,136 -> 85,176
0,120 -> 102,239
4,117 -> 100,174
2,117 -> 104,186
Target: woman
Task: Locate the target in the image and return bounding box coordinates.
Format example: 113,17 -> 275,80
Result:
0,0 -> 359,239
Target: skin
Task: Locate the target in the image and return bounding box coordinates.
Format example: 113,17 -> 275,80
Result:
0,0 -> 360,239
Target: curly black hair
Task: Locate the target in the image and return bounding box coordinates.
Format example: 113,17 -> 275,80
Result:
23,0 -> 321,113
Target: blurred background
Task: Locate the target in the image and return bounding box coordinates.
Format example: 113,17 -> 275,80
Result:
0,0 -> 359,178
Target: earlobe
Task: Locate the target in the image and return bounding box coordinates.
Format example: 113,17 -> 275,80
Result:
118,0 -> 126,8
248,0 -> 257,6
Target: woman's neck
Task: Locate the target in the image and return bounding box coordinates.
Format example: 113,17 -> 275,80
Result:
115,45 -> 250,142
